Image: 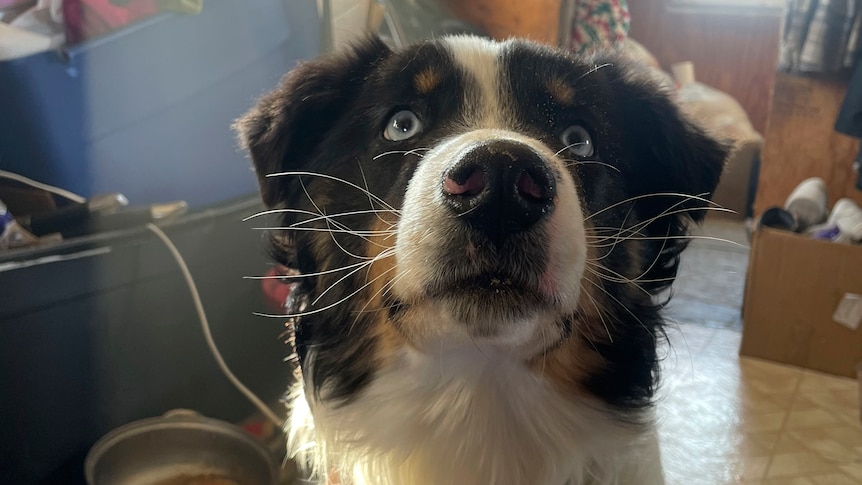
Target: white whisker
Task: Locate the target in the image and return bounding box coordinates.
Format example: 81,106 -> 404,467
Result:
250,227 -> 397,236
561,159 -> 621,172
588,234 -> 746,249
243,208 -> 398,223
243,261 -> 372,280
585,192 -> 721,221
312,248 -> 395,305
266,171 -> 397,211
581,282 -> 613,342
347,266 -> 407,335
635,222 -> 671,286
577,62 -> 612,81
554,142 -> 590,157
358,161 -> 397,228
254,260 -> 398,319
585,265 -> 651,297
590,200 -> 636,262
372,148 -> 430,160
290,210 -> 399,228
584,278 -> 655,343
298,179 -> 376,259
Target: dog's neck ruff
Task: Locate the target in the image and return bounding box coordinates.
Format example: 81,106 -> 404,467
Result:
287,345 -> 655,485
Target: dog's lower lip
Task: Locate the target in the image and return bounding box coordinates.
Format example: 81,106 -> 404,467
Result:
426,272 -> 544,299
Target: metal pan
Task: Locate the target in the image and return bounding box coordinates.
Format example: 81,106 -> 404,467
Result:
85,409 -> 278,485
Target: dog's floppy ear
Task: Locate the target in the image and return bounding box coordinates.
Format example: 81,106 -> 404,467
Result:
234,38 -> 391,206
599,57 -> 729,222
593,57 -> 730,294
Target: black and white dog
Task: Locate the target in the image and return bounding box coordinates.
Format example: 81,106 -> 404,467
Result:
236,35 -> 726,485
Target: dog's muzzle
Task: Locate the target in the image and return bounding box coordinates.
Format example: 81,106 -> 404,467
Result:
442,140 -> 556,245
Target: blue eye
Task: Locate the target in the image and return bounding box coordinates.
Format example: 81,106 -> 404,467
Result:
384,110 -> 423,141
560,125 -> 594,158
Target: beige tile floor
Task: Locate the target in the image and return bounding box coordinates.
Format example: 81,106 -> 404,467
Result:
659,323 -> 862,484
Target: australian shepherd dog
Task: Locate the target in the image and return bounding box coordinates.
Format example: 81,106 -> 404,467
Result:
235,35 -> 727,485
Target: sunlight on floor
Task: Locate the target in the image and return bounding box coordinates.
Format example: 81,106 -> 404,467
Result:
658,217 -> 862,484
659,324 -> 862,484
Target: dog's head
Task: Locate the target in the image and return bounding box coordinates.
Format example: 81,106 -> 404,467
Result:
236,36 -> 726,410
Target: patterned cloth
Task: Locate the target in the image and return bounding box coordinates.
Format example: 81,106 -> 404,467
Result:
62,0 -> 202,45
780,0 -> 862,73
567,0 -> 630,55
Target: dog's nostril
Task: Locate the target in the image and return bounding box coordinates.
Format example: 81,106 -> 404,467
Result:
444,167 -> 486,196
517,170 -> 545,201
442,141 -> 556,242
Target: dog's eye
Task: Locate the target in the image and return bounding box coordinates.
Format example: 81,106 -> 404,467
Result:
560,125 -> 594,158
384,110 -> 423,141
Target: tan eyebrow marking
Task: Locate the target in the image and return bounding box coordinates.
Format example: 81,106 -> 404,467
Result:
414,67 -> 442,95
547,78 -> 575,106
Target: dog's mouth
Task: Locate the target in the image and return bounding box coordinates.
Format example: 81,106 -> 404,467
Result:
419,266 -> 553,326
387,218 -> 567,329
427,271 -> 544,300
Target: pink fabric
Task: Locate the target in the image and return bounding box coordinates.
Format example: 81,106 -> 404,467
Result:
0,0 -> 34,9
261,266 -> 296,312
63,0 -> 160,44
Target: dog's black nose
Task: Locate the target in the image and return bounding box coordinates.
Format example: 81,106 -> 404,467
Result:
442,141 -> 556,241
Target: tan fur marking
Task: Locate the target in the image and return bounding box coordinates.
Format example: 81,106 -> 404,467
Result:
547,78 -> 575,106
362,216 -> 406,364
531,222 -> 607,398
414,68 -> 442,95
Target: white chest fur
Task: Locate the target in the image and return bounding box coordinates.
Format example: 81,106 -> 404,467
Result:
287,347 -> 665,485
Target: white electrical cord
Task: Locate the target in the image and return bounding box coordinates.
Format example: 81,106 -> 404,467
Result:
0,169 -> 87,204
146,222 -> 283,427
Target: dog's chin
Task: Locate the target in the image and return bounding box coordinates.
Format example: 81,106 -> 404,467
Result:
428,273 -> 549,327
392,271 -> 568,357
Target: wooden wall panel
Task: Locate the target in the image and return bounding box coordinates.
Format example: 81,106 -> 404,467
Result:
628,1 -> 783,134
441,0 -> 561,46
755,73 -> 862,214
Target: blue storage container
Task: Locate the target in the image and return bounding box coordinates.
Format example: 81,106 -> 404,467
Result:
0,0 -> 321,208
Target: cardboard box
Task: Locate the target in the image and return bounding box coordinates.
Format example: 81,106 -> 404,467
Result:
741,228 -> 862,378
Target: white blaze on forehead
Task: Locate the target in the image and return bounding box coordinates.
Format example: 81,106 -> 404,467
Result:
443,36 -> 507,127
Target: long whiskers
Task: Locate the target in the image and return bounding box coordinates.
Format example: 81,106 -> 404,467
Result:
242,208 -> 398,223
372,148 -> 431,160
561,158 -> 621,172
243,260 -> 372,280
347,266 -> 410,335
358,161 -> 398,229
583,194 -> 742,302
584,278 -> 656,343
554,142 -> 591,157
295,177 -> 392,257
253,254 -> 397,319
584,264 -> 652,298
588,233 -> 746,249
312,248 -> 396,305
301,178 -> 376,260
250,226 -> 397,237
590,199 -> 636,263
580,283 -> 614,343
585,192 -> 722,221
577,62 -> 612,81
586,198 -> 736,257
266,171 -> 397,212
